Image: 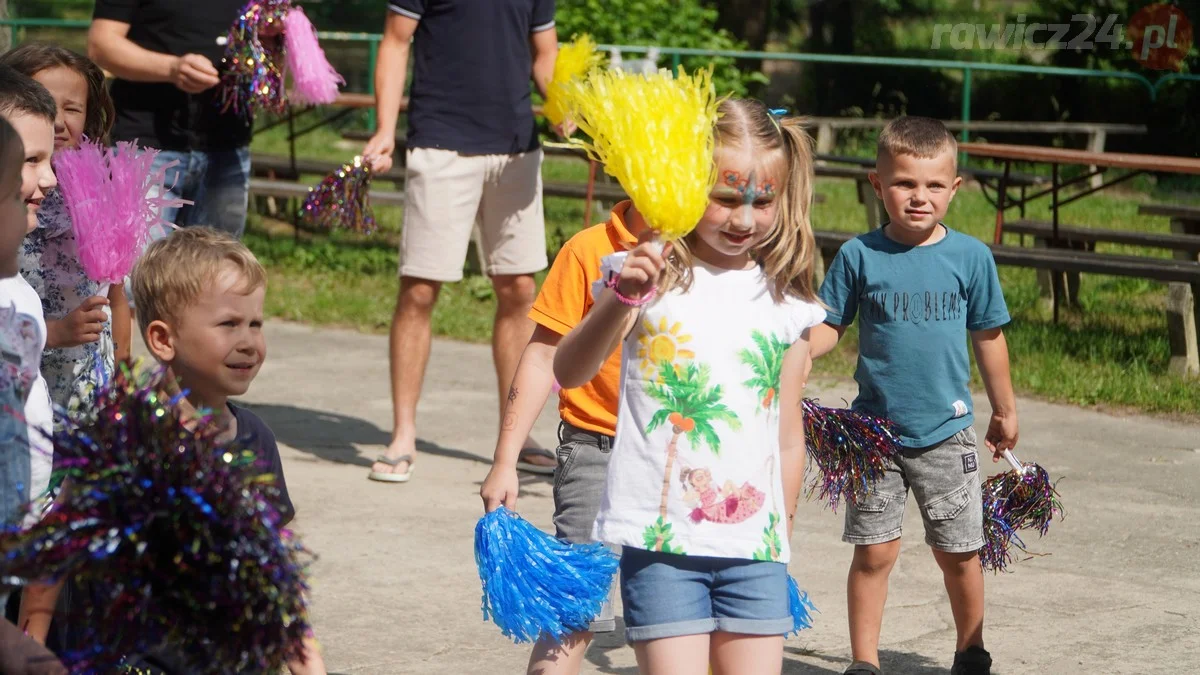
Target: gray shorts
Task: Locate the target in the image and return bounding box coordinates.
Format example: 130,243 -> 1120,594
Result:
553,421 -> 617,633
843,426 -> 984,553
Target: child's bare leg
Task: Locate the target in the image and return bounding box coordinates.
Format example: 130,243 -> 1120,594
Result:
710,632 -> 783,675
286,635 -> 327,675
633,634 -> 710,675
932,548 -> 985,651
17,580 -> 64,644
847,539 -> 902,667
526,631 -> 592,675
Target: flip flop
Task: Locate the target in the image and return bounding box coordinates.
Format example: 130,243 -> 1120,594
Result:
368,454 -> 414,483
515,446 -> 556,475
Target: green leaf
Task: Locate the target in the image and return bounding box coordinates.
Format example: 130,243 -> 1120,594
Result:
642,526 -> 659,549
645,409 -> 669,434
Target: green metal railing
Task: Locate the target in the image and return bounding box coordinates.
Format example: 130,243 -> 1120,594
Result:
5,16 -> 1198,143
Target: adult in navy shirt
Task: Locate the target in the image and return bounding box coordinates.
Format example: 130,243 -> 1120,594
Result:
88,0 -> 254,239
363,0 -> 563,482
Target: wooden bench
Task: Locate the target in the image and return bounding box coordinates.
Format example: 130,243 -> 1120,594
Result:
249,177 -> 405,205
1138,203 -> 1200,238
816,154 -> 1046,231
248,177 -> 405,238
1004,219 -> 1200,254
816,153 -> 1047,188
813,229 -> 1200,377
810,119 -> 1147,189
1138,203 -> 1200,375
250,152 -> 631,203
1002,218 -> 1200,314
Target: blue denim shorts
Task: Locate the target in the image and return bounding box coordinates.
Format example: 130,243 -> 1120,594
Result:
619,547 -> 793,642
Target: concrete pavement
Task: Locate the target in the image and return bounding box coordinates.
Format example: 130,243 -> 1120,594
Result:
236,321 -> 1200,674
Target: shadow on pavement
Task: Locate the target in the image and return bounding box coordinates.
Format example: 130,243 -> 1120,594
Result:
784,646 -> 945,674
238,401 -> 502,468
585,618 -> 637,674
577,634 -> 945,674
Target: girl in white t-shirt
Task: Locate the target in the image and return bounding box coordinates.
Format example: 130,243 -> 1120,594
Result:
554,99 -> 825,674
1,44 -> 132,430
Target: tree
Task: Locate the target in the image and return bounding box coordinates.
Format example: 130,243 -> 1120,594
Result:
556,0 -> 767,97
710,0 -> 772,51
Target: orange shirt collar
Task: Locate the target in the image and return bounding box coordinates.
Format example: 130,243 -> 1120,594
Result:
607,200 -> 639,249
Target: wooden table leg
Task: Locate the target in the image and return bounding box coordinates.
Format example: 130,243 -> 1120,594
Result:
1168,217 -> 1200,377
1167,282 -> 1199,377
584,160 -> 597,231
992,161 -> 1010,244
1051,163 -> 1061,323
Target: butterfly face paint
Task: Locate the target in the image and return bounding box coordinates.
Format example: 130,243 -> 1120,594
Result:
715,169 -> 777,226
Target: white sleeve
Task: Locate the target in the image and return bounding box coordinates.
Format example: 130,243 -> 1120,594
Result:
788,301 -> 827,343
590,251 -> 628,301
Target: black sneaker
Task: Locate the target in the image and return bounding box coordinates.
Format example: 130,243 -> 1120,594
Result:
951,645 -> 993,675
844,662 -> 882,675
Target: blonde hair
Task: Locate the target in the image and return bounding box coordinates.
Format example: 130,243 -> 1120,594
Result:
132,227 -> 266,336
877,116 -> 958,165
659,98 -> 819,304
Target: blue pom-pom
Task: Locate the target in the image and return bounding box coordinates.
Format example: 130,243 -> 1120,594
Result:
474,506 -> 619,644
786,575 -> 817,635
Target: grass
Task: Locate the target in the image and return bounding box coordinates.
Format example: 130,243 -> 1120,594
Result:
246,124 -> 1200,418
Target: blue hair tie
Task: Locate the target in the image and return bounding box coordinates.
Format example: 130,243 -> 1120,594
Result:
769,107 -> 789,117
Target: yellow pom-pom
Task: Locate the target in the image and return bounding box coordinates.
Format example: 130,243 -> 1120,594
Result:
543,34 -> 605,126
562,66 -> 720,241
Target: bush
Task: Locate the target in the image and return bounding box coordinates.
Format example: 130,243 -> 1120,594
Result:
555,0 -> 768,97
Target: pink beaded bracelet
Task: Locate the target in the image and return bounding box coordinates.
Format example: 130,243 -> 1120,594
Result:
605,276 -> 658,307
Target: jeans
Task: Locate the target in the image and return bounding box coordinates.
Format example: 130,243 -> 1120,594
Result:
150,146 -> 251,239
128,147 -> 251,308
619,547 -> 792,641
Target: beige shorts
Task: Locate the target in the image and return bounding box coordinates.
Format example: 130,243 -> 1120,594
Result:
399,147 -> 548,282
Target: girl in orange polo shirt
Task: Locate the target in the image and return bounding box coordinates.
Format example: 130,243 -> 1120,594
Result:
481,198 -> 647,675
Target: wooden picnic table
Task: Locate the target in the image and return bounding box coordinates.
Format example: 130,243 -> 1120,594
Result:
958,142 -> 1200,244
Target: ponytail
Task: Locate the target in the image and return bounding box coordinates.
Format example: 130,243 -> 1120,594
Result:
758,116 -> 819,303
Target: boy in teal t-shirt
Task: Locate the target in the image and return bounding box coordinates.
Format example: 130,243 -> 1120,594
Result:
810,117 -> 1019,675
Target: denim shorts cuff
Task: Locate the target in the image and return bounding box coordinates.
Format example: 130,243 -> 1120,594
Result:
590,617 -> 617,633
625,618 -> 717,642
715,616 -> 795,636
927,536 -> 984,554
842,528 -> 902,546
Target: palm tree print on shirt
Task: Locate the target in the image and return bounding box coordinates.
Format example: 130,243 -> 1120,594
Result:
739,330 -> 791,412
642,359 -> 741,553
740,330 -> 792,560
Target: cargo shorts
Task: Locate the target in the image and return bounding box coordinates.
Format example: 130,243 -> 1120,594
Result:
553,421 -> 617,633
843,426 -> 984,553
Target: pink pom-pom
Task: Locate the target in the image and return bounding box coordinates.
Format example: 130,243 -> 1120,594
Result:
551,380 -> 562,394
54,139 -> 191,284
283,7 -> 343,106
